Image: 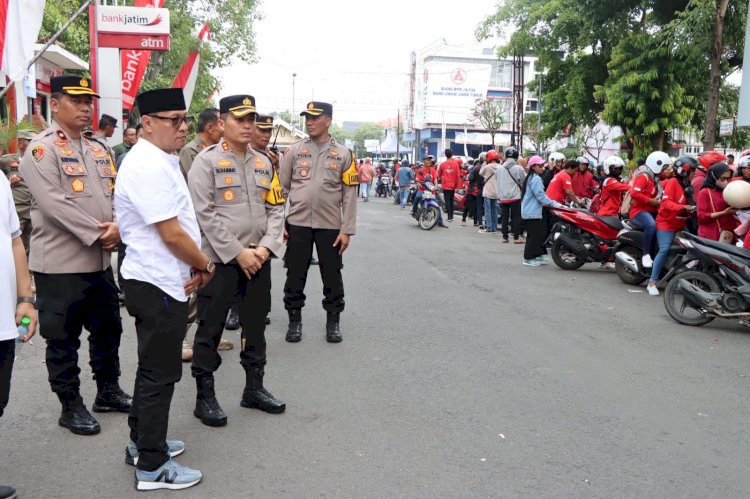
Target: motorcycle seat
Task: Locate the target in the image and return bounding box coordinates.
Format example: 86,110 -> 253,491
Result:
695,237 -> 750,259
593,214 -> 624,231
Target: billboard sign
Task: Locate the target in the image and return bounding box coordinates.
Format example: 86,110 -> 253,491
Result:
719,117 -> 734,137
97,6 -> 170,35
415,60 -> 492,127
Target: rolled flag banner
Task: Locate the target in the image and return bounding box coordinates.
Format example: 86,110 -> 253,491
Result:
0,0 -> 47,81
172,22 -> 210,110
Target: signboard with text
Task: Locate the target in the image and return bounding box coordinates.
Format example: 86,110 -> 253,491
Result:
720,117 -> 735,137
97,5 -> 170,34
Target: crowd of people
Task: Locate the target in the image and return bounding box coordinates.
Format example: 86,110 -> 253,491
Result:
0,76 -> 358,495
362,146 -> 749,291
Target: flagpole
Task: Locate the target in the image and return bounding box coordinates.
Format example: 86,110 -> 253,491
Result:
0,0 -> 94,102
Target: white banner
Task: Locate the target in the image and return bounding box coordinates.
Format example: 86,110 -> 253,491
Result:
364,139 -> 379,148
416,60 -> 492,126
98,6 -> 171,35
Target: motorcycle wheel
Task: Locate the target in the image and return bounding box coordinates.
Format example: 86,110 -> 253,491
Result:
663,270 -> 719,326
615,248 -> 647,285
551,239 -> 585,270
418,206 -> 439,230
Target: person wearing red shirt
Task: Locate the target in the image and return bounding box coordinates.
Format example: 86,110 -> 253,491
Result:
358,158 -> 376,201
692,151 -> 726,195
597,156 -> 631,217
411,155 -> 447,227
697,162 -> 738,241
546,160 -> 583,205
438,149 -> 461,222
647,157 -> 697,296
629,151 -> 670,268
571,157 -> 599,199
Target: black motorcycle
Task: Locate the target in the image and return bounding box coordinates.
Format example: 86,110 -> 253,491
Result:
613,222 -> 684,286
663,232 -> 750,326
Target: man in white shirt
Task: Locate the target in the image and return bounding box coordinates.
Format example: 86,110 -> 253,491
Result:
115,88 -> 215,491
1,174 -> 37,499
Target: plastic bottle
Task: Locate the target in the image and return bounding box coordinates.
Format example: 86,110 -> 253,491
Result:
16,316 -> 31,343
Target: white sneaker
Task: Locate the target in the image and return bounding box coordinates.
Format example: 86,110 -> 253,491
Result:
647,285 -> 659,296
642,254 -> 653,268
599,262 -> 615,270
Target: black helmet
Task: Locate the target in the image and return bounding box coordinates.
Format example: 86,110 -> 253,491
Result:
504,146 -> 519,159
673,156 -> 698,178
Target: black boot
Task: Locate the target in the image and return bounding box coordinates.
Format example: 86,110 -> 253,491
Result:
326,312 -> 343,343
58,394 -> 101,435
92,380 -> 132,413
194,376 -> 227,427
240,367 -> 285,414
225,305 -> 240,331
285,310 -> 302,343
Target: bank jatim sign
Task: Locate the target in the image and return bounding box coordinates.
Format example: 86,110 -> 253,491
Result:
97,5 -> 171,51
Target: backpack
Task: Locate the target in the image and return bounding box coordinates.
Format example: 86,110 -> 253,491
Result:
589,191 -> 603,214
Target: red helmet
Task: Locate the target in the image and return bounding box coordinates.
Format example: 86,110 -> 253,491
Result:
740,149 -> 750,158
487,150 -> 501,162
698,150 -> 727,171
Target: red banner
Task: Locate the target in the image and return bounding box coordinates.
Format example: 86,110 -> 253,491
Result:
120,0 -> 164,112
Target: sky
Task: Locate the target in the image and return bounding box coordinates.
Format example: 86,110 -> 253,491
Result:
215,0 -> 502,125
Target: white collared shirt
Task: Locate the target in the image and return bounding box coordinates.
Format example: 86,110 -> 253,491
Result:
115,138 -> 201,301
0,176 -> 20,341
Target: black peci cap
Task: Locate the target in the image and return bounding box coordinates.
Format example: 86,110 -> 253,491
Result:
219,95 -> 257,118
256,114 -> 273,130
51,75 -> 99,98
100,114 -> 118,127
136,88 -> 186,115
300,101 -> 332,117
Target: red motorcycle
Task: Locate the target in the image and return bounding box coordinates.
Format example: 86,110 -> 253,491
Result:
545,206 -> 625,270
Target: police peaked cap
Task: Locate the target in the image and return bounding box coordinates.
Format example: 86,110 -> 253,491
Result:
300,101 -> 333,117
220,95 -> 257,118
256,114 -> 274,129
51,75 -> 99,98
136,88 -> 187,115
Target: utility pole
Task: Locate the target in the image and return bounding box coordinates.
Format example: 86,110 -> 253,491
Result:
396,109 -> 400,159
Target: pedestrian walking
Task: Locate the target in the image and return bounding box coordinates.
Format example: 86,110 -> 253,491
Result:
279,102 -> 359,343
359,158 -> 375,201
188,97 -> 286,427
438,149 -> 461,221
19,76 -> 131,436
116,88 -> 214,490
521,155 -> 563,266
496,146 -> 525,243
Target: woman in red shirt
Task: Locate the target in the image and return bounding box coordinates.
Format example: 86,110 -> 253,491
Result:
597,156 -> 631,216
697,163 -> 738,242
646,157 -> 697,296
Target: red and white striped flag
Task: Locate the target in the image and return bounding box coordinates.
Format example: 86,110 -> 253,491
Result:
0,0 -> 46,81
172,22 -> 209,109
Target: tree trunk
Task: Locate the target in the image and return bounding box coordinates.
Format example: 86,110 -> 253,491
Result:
490,132 -> 496,148
703,0 -> 731,151
651,129 -> 666,152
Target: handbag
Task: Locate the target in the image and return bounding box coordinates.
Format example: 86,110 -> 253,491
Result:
709,189 -> 734,244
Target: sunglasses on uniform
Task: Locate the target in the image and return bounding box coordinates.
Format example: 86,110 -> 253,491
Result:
147,114 -> 192,129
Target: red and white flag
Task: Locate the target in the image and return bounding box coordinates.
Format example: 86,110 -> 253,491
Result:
122,0 -> 164,112
0,0 -> 46,81
172,22 -> 209,109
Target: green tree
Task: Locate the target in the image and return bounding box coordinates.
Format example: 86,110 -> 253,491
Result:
329,123 -> 352,144
38,0 -> 261,116
352,123 -> 384,157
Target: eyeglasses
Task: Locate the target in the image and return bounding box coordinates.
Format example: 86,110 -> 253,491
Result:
147,114 -> 189,129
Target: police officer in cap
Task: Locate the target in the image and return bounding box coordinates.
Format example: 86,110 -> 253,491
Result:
188,96 -> 286,426
19,75 -> 130,435
1,129 -> 35,256
280,101 -> 359,343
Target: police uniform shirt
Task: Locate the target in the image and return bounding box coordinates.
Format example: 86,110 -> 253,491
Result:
188,137 -> 285,263
0,154 -> 31,220
18,123 -> 116,273
179,135 -> 206,181
115,138 -> 201,302
279,137 -> 358,235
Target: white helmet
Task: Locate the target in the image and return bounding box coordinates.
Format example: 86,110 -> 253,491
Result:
645,151 -> 672,175
603,155 -> 625,175
549,152 -> 565,163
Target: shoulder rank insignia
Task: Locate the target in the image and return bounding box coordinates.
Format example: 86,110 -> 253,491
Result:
56,130 -> 67,141
222,142 -> 230,152
31,145 -> 45,162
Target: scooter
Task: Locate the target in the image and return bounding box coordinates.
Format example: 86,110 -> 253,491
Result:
414,182 -> 442,230
613,223 -> 685,286
663,232 -> 750,327
545,205 -> 624,270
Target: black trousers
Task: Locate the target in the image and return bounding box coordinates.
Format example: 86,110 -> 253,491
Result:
443,190 -> 455,220
192,262 -> 270,378
524,219 -> 547,260
0,339 -> 14,418
283,224 -> 344,314
35,269 -> 123,398
462,194 -> 476,222
122,279 -> 187,472
500,200 -> 522,240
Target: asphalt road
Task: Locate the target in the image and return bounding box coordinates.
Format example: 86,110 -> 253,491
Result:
4,194 -> 750,498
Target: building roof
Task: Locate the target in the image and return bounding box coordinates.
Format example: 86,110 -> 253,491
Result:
34,43 -> 88,71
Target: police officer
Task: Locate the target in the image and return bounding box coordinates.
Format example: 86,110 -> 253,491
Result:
1,129 -> 35,256
188,95 -> 286,426
279,101 -> 359,343
18,75 -> 130,435
179,107 -> 221,181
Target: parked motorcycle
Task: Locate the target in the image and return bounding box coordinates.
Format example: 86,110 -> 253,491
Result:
414,182 -> 442,230
663,232 -> 750,326
546,206 -> 624,270
613,223 -> 684,286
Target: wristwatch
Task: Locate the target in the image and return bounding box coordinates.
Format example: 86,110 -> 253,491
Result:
17,296 -> 35,307
204,261 -> 215,273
